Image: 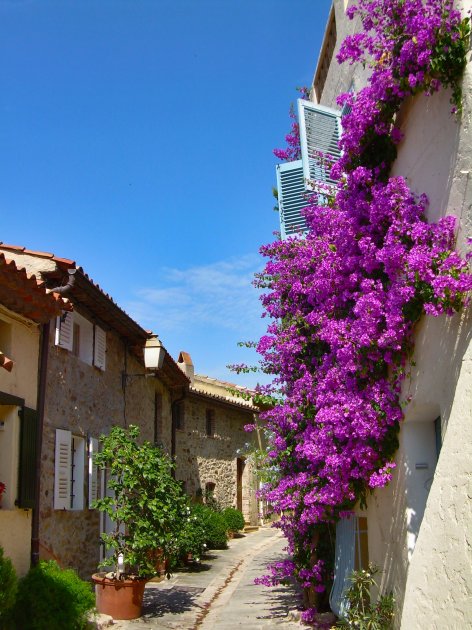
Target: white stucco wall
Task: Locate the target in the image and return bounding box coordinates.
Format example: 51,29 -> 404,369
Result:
315,1 -> 472,624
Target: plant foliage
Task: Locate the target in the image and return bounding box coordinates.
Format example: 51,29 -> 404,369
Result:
336,564 -> 395,629
253,0 -> 471,608
0,546 -> 17,630
222,507 -> 245,532
13,561 -> 94,630
93,425 -> 188,578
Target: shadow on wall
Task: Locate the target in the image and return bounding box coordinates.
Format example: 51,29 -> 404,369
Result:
376,310 -> 472,617
392,88 -> 460,225
405,308 -> 472,432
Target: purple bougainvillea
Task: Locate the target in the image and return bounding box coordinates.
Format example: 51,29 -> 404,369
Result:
253,0 -> 471,612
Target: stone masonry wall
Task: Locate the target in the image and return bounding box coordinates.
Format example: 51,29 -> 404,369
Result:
174,394 -> 259,525
39,316 -> 173,579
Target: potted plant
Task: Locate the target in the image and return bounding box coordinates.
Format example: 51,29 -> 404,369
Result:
92,425 -> 187,620
0,482 -> 5,508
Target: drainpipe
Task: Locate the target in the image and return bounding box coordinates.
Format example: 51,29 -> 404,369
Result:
49,268 -> 76,294
31,322 -> 50,567
31,269 -> 75,567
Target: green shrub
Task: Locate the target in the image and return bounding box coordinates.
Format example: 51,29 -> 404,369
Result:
177,504 -> 207,562
192,504 -> 228,550
0,546 -> 17,629
13,560 -> 95,630
222,507 -> 245,533
336,563 -> 395,629
93,425 -> 188,577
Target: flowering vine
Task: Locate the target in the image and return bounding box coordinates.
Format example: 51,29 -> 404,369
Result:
253,0 -> 471,613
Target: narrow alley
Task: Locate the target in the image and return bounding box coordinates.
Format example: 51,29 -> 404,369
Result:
113,527 -> 304,630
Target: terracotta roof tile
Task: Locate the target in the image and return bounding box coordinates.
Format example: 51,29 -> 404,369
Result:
0,253 -> 72,323
0,243 -> 76,267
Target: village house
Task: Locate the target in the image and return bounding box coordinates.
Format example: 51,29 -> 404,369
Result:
0,242 -> 262,579
174,352 -> 261,526
0,243 -> 189,579
0,252 -> 70,575
275,1 -> 472,626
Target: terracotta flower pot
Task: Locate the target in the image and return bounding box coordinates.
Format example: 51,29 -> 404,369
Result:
92,572 -> 147,620
148,548 -> 167,576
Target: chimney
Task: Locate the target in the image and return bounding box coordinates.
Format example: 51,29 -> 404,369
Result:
177,351 -> 194,385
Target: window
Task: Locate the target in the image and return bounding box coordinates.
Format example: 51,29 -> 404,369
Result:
55,312 -> 106,370
206,409 -> 215,437
154,393 -> 163,445
341,80 -> 355,117
173,401 -> 184,431
330,515 -> 369,617
354,516 -> 369,571
88,437 -> 99,508
276,160 -> 307,238
18,406 -> 38,509
54,429 -> 86,510
298,99 -> 342,188
277,100 -> 341,239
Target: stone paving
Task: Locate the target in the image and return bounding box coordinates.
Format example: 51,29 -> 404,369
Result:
112,526 -> 305,629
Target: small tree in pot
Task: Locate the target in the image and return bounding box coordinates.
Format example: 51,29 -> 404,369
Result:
92,425 -> 187,620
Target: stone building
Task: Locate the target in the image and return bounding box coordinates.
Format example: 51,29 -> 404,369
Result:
0,243 -> 189,579
174,352 -> 261,526
276,1 -> 472,626
0,252 -> 70,575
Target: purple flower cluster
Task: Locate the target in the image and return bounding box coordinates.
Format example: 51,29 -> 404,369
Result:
254,0 -> 470,601
334,0 -> 467,175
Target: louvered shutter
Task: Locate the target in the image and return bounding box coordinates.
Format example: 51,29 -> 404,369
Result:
93,326 -> 106,371
54,429 -> 71,510
17,407 -> 38,509
88,437 -> 99,507
55,312 -> 74,351
298,99 -> 342,189
276,160 -> 308,239
329,516 -> 357,618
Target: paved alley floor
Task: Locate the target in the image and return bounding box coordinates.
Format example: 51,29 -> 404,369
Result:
113,527 -> 304,629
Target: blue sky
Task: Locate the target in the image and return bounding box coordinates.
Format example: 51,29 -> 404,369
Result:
0,0 -> 332,386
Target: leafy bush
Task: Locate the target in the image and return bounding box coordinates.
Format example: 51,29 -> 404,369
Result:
0,546 -> 17,629
192,504 -> 228,550
336,563 -> 394,630
93,425 -> 188,577
222,507 -> 245,533
13,560 -> 95,630
176,503 -> 207,562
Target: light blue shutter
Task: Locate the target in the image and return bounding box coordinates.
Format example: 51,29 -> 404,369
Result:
298,99 -> 342,190
276,160 -> 308,239
329,516 -> 357,618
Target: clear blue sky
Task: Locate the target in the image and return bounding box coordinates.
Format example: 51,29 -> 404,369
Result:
0,0 -> 332,386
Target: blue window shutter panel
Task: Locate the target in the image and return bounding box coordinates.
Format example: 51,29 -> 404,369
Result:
329,515 -> 357,618
298,99 -> 342,190
276,160 -> 308,239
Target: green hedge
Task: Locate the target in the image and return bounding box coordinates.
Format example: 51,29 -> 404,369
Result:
222,507 -> 245,533
13,560 -> 95,630
0,546 -> 17,630
192,504 -> 228,550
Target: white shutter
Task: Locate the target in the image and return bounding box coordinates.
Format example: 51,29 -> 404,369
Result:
276,160 -> 308,239
298,99 -> 342,189
54,429 -> 71,510
55,312 -> 74,351
329,516 -> 357,618
93,326 -> 106,371
88,437 -> 99,508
